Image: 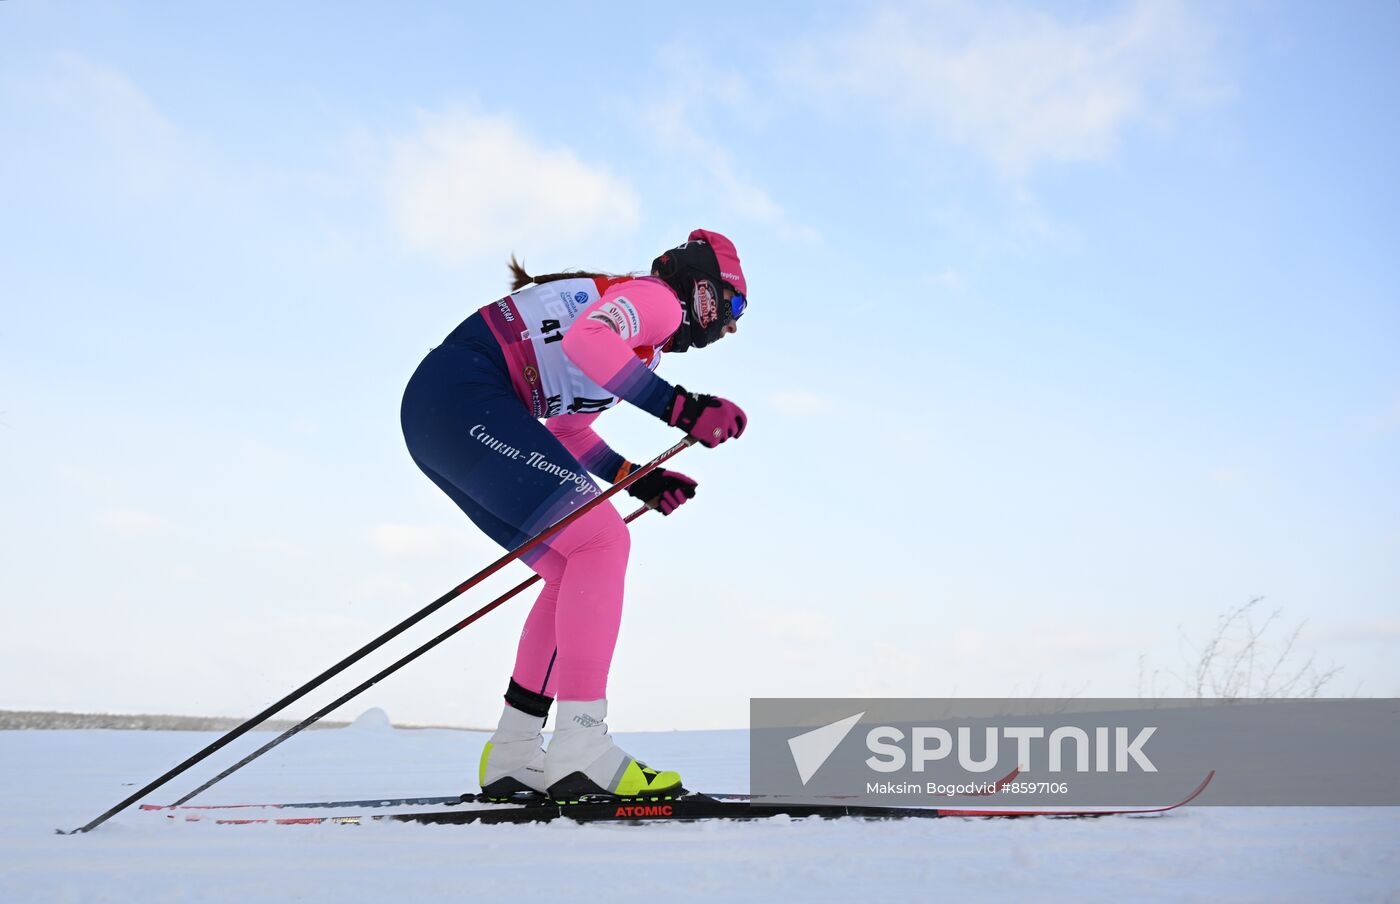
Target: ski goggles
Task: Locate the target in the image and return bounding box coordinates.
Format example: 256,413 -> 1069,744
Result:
729,292 -> 747,320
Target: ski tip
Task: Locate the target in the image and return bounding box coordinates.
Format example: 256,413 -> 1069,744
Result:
1123,769 -> 1217,815
1179,769 -> 1216,807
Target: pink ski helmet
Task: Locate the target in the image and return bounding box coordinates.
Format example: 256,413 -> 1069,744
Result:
652,229 -> 748,352
688,228 -> 747,298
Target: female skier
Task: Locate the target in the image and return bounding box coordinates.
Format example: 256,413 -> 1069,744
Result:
400,230 -> 748,801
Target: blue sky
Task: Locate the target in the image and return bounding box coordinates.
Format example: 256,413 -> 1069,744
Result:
2,1 -> 1397,731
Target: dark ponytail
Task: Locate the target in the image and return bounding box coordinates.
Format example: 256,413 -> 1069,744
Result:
508,254 -> 624,292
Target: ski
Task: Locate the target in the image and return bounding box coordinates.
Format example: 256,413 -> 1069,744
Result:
140,768 -> 1023,814
161,771 -> 1213,826
927,769 -> 1215,818
141,793 -> 489,812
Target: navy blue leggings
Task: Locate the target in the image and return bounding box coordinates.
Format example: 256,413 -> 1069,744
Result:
400,313 -> 629,700
400,313 -> 603,556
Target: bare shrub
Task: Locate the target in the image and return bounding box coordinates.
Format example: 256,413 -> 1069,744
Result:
1137,597 -> 1341,699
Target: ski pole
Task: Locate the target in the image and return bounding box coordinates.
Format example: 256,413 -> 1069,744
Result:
64,437 -> 696,834
169,504 -> 653,806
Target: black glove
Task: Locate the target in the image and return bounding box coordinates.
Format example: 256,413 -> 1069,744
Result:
626,468 -> 699,515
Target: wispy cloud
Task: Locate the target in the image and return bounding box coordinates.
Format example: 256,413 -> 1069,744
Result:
636,46 -> 819,243
385,109 -> 640,264
923,267 -> 968,294
94,509 -> 168,539
781,0 -> 1226,178
6,52 -> 189,196
1208,467 -> 1257,491
1361,393 -> 1400,437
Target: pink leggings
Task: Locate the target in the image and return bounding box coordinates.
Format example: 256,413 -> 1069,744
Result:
511,506 -> 630,702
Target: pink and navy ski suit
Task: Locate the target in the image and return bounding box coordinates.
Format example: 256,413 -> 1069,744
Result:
401,276 -> 682,710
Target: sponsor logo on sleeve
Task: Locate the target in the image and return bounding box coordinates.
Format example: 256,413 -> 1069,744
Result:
590,297 -> 642,339
588,312 -> 623,335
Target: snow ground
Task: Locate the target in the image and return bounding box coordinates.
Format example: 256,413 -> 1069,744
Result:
3,720 -> 1398,903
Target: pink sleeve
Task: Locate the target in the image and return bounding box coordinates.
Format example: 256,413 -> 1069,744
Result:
561,277 -> 681,419
547,413 -> 632,483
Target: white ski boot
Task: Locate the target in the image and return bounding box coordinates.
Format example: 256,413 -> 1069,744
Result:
478,703 -> 549,798
544,699 -> 682,801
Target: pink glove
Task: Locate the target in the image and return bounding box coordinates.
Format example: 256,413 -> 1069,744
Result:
666,386 -> 747,449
